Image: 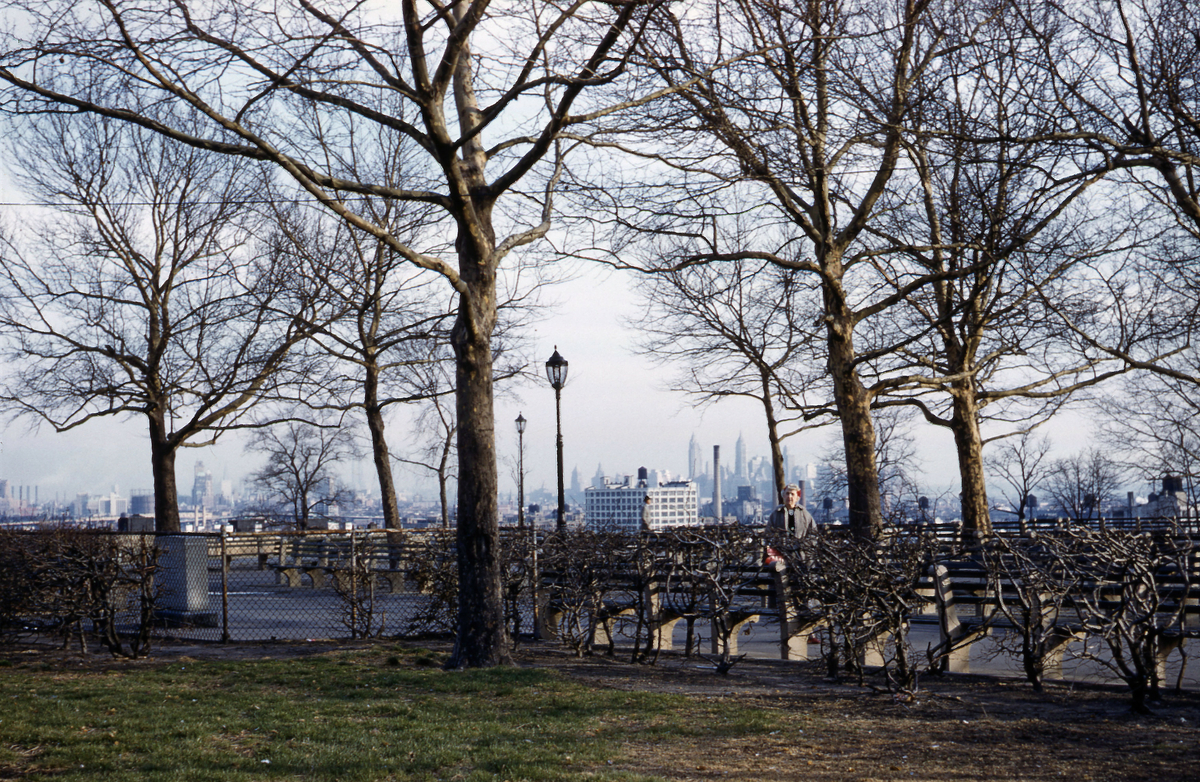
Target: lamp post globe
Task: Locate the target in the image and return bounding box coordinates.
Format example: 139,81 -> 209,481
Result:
545,348 -> 568,532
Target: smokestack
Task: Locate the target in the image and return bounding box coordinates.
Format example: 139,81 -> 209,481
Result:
713,445 -> 722,521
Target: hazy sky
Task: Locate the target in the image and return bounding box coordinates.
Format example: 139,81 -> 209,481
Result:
1,169 -> 1097,505
0,261 -> 977,505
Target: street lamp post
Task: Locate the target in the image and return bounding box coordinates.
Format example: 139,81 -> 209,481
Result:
545,347 -> 568,532
516,412 -> 539,640
515,413 -> 526,530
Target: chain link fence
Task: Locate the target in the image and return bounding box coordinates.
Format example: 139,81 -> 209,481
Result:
0,527 -> 542,648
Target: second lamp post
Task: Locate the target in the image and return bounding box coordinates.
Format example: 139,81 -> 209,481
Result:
545,347 -> 568,532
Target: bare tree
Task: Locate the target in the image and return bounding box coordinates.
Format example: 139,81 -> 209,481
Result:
985,431 -> 1055,529
0,116 -> 324,532
0,0 -> 674,666
816,407 -> 923,526
394,360 -> 459,530
632,259 -> 829,496
246,416 -> 361,530
874,4 -> 1138,537
622,0 -> 956,537
1097,370 -> 1200,508
266,205 -> 453,532
981,533 -> 1082,691
1060,526 -> 1195,713
1044,447 -> 1127,521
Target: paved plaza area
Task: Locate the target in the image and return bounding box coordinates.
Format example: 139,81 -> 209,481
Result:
172,562 -> 1200,693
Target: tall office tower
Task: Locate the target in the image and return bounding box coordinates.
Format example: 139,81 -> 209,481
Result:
570,466 -> 582,504
192,461 -> 214,507
735,432 -> 746,483
688,434 -> 702,479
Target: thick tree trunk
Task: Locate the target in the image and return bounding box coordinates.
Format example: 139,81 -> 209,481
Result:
447,278 -> 509,668
951,390 -> 993,538
441,12 -> 509,667
823,270 -> 883,539
147,407 -> 180,533
363,363 -> 402,530
836,375 -> 883,539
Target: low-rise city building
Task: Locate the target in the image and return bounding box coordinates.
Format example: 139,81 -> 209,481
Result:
584,467 -> 699,532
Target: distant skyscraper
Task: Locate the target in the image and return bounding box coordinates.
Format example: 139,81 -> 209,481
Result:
192,461 -> 214,508
688,434 -> 702,479
735,432 -> 747,482
570,466 -> 582,503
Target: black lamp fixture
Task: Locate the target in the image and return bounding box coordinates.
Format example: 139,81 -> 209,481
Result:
545,347 -> 568,532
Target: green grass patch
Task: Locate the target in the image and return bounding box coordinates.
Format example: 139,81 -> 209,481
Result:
0,645 -> 781,781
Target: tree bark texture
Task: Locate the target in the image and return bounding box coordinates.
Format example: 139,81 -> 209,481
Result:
448,273 -> 509,668
148,406 -> 181,533
363,363 -> 402,530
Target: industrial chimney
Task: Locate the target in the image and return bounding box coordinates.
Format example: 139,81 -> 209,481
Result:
713,445 -> 722,521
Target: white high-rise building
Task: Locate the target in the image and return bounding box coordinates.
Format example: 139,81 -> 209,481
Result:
735,432 -> 747,482
585,470 -> 699,532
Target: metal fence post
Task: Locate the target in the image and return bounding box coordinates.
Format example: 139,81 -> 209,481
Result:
220,530 -> 230,643
350,529 -> 358,639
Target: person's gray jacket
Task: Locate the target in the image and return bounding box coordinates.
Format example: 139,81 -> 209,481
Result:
767,505 -> 816,538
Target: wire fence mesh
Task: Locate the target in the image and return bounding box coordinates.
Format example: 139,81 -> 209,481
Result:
0,527 -> 541,647
182,528 -> 535,643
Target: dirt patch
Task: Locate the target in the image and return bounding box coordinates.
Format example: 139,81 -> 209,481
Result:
518,646 -> 1200,781
7,638 -> 1200,781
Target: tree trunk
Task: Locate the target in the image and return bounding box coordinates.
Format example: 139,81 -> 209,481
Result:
823,270 -> 883,539
438,469 -> 450,530
447,276 -> 509,667
363,363 -> 402,530
442,9 -> 509,667
760,368 -> 787,500
951,390 -> 993,538
147,406 -> 181,533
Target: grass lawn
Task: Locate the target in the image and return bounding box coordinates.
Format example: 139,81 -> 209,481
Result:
1,640 -> 1199,781
0,644 -> 774,781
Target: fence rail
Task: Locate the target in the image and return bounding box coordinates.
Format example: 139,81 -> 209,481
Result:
3,520 -> 1199,707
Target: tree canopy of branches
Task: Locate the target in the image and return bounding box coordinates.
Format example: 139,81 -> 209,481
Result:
246,417 -> 361,530
0,116 -> 324,532
1044,447 -> 1127,520
619,0 -> 962,537
0,0 -> 674,667
267,207 -> 454,531
985,431 -> 1055,526
872,3 -> 1144,536
632,260 -> 828,495
1014,0 -> 1200,384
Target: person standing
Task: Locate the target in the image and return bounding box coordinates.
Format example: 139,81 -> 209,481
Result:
768,483 -> 816,538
